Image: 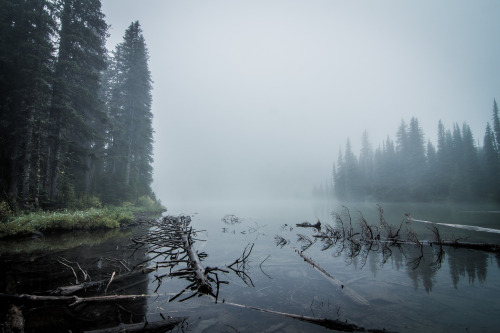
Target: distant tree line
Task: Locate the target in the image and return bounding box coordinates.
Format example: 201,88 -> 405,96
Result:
0,0 -> 155,209
328,101 -> 500,202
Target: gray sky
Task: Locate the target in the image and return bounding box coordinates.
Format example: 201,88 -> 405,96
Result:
102,0 -> 500,203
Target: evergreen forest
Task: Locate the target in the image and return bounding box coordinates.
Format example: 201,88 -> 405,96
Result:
329,101 -> 500,203
0,0 -> 155,209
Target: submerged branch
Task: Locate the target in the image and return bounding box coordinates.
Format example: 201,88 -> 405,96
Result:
223,301 -> 397,332
83,318 -> 187,333
293,247 -> 369,306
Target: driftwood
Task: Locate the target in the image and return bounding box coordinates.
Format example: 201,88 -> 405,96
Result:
293,247 -> 370,306
223,301 -> 396,332
180,231 -> 213,295
286,206 -> 500,276
296,220 -> 321,230
83,318 -> 186,333
0,293 -> 160,307
131,215 -> 231,302
50,268 -> 155,296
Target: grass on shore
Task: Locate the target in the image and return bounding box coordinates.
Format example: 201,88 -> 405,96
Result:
0,196 -> 166,238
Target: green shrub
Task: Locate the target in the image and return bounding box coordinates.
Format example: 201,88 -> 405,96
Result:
0,201 -> 13,222
72,195 -> 103,210
136,195 -> 166,213
0,207 -> 136,238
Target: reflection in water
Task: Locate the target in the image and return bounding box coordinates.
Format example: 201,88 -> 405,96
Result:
280,205 -> 497,292
448,248 -> 488,287
0,227 -> 131,255
2,201 -> 500,332
406,246 -> 438,292
0,225 -> 153,332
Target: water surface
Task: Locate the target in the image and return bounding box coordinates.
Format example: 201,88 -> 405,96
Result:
1,200 -> 499,332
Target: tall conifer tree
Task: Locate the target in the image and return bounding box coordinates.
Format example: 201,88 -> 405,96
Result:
105,21 -> 154,203
46,0 -> 108,203
0,0 -> 57,205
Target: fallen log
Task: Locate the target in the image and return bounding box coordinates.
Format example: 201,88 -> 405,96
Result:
293,247 -> 370,306
223,301 -> 396,332
50,268 -> 155,296
180,231 -> 213,296
0,293 -> 160,307
83,318 -> 186,333
296,220 -> 321,230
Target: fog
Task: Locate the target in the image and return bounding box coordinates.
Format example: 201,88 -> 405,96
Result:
102,0 -> 500,202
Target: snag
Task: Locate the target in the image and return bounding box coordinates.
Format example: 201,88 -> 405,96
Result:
293,247 -> 370,306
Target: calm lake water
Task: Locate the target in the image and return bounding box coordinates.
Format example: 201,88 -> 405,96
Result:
1,199 -> 500,332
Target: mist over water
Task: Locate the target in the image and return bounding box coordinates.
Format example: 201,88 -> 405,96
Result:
101,1 -> 500,203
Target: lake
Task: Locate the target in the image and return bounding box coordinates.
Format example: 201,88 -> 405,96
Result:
1,199 -> 500,332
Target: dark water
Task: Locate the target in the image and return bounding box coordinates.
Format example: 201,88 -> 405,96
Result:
1,200 -> 500,332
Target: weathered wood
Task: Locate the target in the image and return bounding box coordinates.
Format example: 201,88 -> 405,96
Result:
83,318 -> 186,333
296,220 -> 321,229
223,301 -> 396,332
293,247 -> 370,306
50,268 -> 155,296
0,293 -> 160,307
180,231 -> 213,295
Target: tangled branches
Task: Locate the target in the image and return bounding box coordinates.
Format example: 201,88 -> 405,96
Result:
130,215 -> 255,303
276,206 -> 454,271
131,216 -> 228,302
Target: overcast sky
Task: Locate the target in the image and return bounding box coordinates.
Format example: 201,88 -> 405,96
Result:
102,0 -> 500,203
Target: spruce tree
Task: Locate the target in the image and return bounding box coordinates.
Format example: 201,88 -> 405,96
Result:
407,117 -> 426,199
482,123 -> 500,200
46,0 -> 108,204
492,99 -> 500,150
0,0 -> 57,206
105,21 -> 154,203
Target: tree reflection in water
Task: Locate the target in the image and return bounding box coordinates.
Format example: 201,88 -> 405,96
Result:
277,205 -> 498,293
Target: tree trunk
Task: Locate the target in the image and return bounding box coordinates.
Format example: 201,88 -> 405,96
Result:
83,318 -> 186,333
50,268 -> 155,296
21,108 -> 35,204
293,247 -> 369,306
8,145 -> 19,203
180,232 -> 213,295
49,124 -> 62,201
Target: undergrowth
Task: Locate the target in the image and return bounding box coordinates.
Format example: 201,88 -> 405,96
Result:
0,196 -> 166,238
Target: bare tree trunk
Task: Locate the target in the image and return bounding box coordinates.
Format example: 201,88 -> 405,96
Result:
180,232 -> 213,295
50,268 -> 154,296
83,318 -> 186,333
223,301 -> 397,333
293,247 -> 369,306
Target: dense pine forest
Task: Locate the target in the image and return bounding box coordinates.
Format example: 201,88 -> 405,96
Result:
0,0 -> 155,210
328,101 -> 500,203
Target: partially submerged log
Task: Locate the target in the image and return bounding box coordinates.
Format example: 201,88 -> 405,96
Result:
293,248 -> 370,306
0,293 -> 159,307
50,268 -> 155,296
223,301 -> 396,332
180,231 -> 213,295
130,215 -> 231,302
83,318 -> 186,333
296,220 -> 321,230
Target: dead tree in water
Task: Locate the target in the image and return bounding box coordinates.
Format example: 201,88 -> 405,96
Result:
130,215 -> 232,302
223,301 -> 398,332
281,205 -> 500,277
